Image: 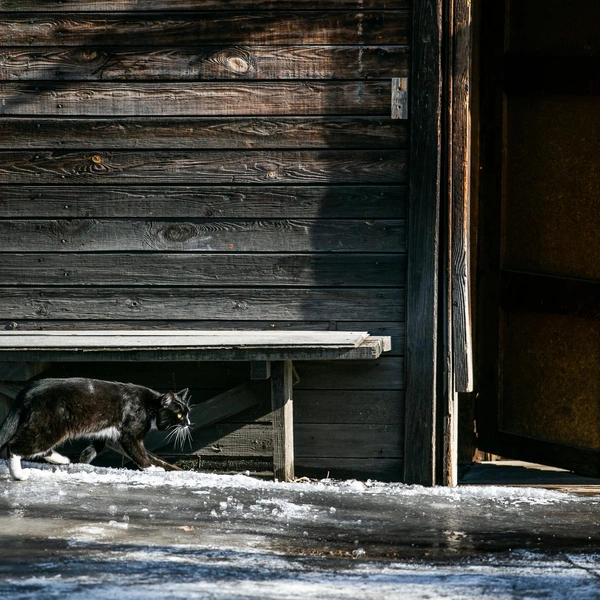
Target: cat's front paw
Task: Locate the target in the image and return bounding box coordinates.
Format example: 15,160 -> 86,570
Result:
10,468 -> 31,481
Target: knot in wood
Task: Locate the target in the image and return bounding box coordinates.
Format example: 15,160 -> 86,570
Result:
90,155 -> 102,164
81,48 -> 99,61
34,302 -> 50,317
209,47 -> 256,75
160,223 -> 197,243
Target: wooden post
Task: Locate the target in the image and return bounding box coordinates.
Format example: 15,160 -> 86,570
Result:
271,360 -> 294,481
404,0 -> 443,486
451,0 -> 474,395
442,0 -> 473,487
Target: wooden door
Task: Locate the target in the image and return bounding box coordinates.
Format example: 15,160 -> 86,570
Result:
476,0 -> 600,476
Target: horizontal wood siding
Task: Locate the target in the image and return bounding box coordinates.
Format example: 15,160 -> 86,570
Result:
0,1 -> 410,10
0,46 -> 409,81
0,1 -> 408,481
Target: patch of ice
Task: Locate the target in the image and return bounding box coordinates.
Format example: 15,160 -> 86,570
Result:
4,549 -> 600,600
0,459 -> 595,508
255,498 -> 313,519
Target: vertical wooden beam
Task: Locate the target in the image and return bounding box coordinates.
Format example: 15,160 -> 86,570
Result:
271,360 -> 294,481
451,0 -> 474,394
442,0 -> 473,487
405,0 -> 443,486
446,0 -> 473,486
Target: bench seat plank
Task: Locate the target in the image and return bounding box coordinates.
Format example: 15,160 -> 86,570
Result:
0,330 -> 368,347
0,331 -> 390,362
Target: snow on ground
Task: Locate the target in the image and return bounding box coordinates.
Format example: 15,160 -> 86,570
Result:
0,457 -> 592,502
1,460 -> 600,599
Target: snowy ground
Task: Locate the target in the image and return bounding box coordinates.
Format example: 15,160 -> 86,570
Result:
1,460 -> 600,599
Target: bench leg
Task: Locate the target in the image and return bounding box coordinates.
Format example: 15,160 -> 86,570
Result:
271,360 -> 294,481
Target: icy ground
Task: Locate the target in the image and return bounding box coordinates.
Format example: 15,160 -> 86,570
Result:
1,460 -> 600,599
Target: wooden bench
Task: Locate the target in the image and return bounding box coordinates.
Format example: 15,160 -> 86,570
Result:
0,330 -> 391,480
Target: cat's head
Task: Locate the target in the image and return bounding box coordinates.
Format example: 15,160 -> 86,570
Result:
156,388 -> 192,438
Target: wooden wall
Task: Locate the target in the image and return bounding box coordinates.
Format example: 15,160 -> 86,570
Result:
0,0 -> 409,481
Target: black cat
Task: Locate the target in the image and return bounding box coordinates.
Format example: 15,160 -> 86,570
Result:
0,377 -> 191,481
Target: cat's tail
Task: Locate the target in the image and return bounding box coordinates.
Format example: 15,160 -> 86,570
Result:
0,406 -> 21,451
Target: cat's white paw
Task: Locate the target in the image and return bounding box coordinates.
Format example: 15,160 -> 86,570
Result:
44,451 -> 71,466
8,456 -> 30,481
12,469 -> 31,481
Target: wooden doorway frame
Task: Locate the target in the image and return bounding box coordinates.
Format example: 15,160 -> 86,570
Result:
405,0 -> 473,486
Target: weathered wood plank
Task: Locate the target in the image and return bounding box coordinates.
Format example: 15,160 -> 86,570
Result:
0,13 -> 409,46
451,0 -> 474,394
295,458 -> 403,482
171,423 -> 274,457
162,423 -> 402,458
293,390 -> 404,424
271,360 -> 294,480
391,76 -> 409,119
0,0 -> 410,10
295,358 -> 404,390
0,82 -> 390,116
0,331 -> 373,349
0,46 -> 409,81
404,0 -> 442,486
0,253 -> 406,287
50,355 -> 405,390
0,185 -> 406,219
166,456 -> 404,482
0,219 -> 405,253
0,117 -> 407,149
150,389 -> 404,425
0,150 -> 406,184
0,288 -> 404,321
1,321 -> 405,357
0,343 -> 388,364
295,423 -> 402,458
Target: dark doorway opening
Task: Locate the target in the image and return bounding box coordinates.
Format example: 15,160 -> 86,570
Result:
464,0 -> 600,483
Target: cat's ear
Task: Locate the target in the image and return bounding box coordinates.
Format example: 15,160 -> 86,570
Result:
177,388 -> 190,402
161,393 -> 174,407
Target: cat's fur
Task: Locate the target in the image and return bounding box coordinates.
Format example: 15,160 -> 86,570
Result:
0,377 -> 191,481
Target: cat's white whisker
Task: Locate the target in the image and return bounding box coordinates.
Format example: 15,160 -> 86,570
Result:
164,430 -> 179,445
